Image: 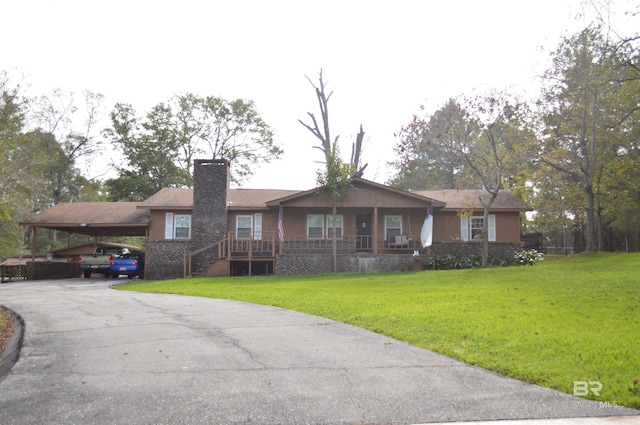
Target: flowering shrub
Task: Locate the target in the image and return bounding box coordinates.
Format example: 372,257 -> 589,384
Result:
514,249 -> 544,266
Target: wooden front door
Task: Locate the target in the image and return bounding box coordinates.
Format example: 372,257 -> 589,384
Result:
356,213 -> 372,251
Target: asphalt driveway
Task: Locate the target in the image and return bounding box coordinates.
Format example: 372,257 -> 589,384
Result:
0,278 -> 638,425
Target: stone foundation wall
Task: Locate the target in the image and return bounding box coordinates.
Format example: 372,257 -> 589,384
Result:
276,254 -> 416,276
145,240 -> 190,280
275,242 -> 523,276
429,242 -> 522,260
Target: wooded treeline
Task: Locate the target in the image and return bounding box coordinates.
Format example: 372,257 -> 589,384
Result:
389,21 -> 640,253
0,80 -> 283,258
1,9 -> 638,260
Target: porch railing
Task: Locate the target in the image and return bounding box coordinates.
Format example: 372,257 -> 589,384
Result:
223,232 -> 420,257
184,231 -> 421,276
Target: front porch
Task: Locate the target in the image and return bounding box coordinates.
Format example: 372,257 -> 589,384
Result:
185,231 -> 424,277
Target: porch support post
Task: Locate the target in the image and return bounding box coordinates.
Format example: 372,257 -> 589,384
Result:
373,207 -> 378,254
31,226 -> 36,262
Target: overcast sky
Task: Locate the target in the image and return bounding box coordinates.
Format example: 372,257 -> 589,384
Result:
2,0 -> 608,189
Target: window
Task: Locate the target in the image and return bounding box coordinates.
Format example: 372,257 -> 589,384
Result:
385,215 -> 402,237
253,213 -> 262,240
236,215 -> 253,239
165,213 -> 191,240
307,214 -> 324,239
326,215 -> 343,239
461,215 -> 496,241
235,214 -> 262,239
471,217 -> 484,240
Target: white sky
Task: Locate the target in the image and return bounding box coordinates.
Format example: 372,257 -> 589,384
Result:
1,0 -> 604,189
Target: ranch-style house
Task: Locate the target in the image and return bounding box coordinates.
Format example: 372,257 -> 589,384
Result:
19,159 -> 531,280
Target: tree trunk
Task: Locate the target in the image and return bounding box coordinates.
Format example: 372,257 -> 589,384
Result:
332,203 -> 338,273
481,191 -> 498,267
583,183 -> 597,252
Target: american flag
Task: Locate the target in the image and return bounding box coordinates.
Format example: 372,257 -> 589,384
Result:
278,206 -> 284,242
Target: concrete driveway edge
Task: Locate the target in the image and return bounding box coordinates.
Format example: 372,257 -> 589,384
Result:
0,305 -> 23,379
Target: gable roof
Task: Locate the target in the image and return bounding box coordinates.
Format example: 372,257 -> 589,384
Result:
19,202 -> 150,236
415,189 -> 531,212
265,178 -> 447,208
20,184 -> 530,238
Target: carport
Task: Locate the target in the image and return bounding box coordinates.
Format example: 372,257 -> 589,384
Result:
14,202 -> 150,280
20,202 -> 150,239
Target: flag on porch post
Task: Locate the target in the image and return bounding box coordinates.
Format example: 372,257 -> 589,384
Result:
278,206 -> 284,242
421,204 -> 433,248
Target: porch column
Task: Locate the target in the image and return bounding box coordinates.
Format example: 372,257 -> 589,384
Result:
373,207 -> 378,254
31,226 -> 36,262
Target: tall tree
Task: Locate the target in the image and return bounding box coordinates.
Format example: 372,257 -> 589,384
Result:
0,74 -> 28,259
104,103 -> 189,201
29,88 -> 105,204
315,145 -> 355,272
197,95 -> 282,183
538,27 -> 640,252
453,93 -> 535,266
104,94 -> 282,190
298,70 -> 366,272
0,74 -> 65,258
390,100 -> 473,190
393,93 -> 535,266
298,70 -> 367,177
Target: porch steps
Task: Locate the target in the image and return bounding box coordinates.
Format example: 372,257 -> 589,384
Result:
192,258 -> 229,278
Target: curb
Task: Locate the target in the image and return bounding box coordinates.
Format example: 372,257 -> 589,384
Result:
0,305 -> 24,379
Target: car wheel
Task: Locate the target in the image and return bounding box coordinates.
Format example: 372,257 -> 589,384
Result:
111,274 -> 118,279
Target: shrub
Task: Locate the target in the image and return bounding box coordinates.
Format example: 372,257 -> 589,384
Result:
433,254 -> 473,270
514,249 -> 544,266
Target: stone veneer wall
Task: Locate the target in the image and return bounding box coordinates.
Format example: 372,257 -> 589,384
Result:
275,242 -> 523,276
145,240 -> 190,280
191,159 -> 229,274
276,254 -> 416,276
429,242 -> 522,260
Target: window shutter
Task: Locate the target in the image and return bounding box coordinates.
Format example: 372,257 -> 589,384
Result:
254,213 -> 262,240
165,213 -> 174,239
460,216 -> 469,241
488,214 -> 496,242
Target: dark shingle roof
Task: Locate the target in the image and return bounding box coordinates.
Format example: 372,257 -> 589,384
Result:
415,189 -> 531,211
20,202 -> 150,236
139,187 -> 301,210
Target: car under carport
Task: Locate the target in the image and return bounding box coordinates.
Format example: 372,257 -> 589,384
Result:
14,202 -> 150,281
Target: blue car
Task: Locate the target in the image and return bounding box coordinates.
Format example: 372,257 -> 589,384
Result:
109,251 -> 145,279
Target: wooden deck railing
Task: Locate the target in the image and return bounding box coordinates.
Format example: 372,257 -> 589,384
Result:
185,231 -> 421,276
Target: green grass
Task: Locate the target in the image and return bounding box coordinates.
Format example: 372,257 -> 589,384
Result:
116,253 -> 640,409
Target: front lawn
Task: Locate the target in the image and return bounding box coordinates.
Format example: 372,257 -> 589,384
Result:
116,253 -> 640,409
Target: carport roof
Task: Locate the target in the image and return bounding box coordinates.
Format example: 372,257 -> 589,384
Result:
20,202 -> 150,237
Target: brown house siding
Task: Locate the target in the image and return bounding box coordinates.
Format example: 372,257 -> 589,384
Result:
494,212 -> 522,243
283,187 -> 429,209
148,210 -> 166,241
432,211 -> 523,243
228,209 -> 279,235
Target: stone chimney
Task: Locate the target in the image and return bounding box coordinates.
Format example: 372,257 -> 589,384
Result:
191,159 -> 229,272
